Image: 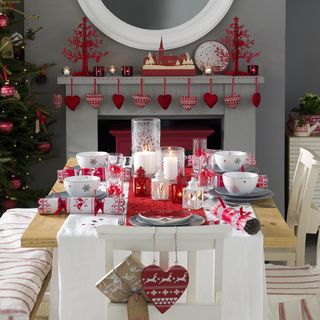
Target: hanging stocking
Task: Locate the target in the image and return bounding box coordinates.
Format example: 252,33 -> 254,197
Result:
179,78 -> 197,111
224,76 -> 240,109
203,78 -> 218,108
142,227 -> 189,314
112,78 -> 124,109
64,78 -> 80,111
86,78 -> 104,109
133,78 -> 151,108
252,77 -> 261,108
157,78 -> 172,110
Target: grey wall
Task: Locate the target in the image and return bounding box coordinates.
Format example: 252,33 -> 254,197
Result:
25,0 -> 286,213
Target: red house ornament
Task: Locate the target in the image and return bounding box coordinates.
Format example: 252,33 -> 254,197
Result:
63,17 -> 109,76
134,167 -> 151,197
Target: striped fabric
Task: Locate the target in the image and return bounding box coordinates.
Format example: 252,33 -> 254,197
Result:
266,264 -> 320,320
0,209 -> 53,319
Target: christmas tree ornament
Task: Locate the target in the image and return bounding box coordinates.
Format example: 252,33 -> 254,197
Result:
11,32 -> 23,45
1,36 -> 14,58
36,141 -> 52,154
25,28 -> 39,41
53,93 -> 63,109
112,78 -> 124,109
157,78 -> 172,110
142,228 -> 189,314
64,78 -> 80,111
9,175 -> 22,189
216,16 -> 260,75
182,177 -> 204,210
133,78 -> 151,108
63,17 -> 108,76
0,120 -> 13,133
224,77 -> 240,109
179,78 -> 197,111
0,13 -> 9,28
3,198 -> 16,210
86,78 -> 103,109
35,109 -> 47,133
151,171 -> 169,200
1,65 -> 15,97
252,77 -> 261,108
203,78 -> 218,109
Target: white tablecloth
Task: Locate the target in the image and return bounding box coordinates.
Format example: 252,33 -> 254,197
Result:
50,201 -> 267,320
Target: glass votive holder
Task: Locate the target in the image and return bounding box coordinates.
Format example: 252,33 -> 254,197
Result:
132,117 -> 161,176
199,149 -> 216,190
204,65 -> 213,75
108,152 -> 124,183
122,156 -> 132,182
248,65 -> 259,75
62,66 -> 71,76
192,138 -> 207,174
160,146 -> 185,182
108,65 -> 117,75
122,66 -> 133,77
93,66 -> 105,77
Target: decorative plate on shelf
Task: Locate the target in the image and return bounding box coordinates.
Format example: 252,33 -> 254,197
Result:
194,40 -> 229,72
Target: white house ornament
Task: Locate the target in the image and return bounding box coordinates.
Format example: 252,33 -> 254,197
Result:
182,177 -> 204,210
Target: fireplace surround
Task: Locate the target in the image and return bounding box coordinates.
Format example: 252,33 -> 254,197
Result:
57,76 -> 263,158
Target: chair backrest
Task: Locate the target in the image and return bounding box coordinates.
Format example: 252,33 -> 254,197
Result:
95,224 -> 232,304
287,148 -> 320,257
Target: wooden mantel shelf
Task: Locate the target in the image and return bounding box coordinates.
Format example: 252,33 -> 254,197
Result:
57,75 -> 264,85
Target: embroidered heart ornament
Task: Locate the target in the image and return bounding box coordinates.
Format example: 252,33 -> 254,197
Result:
252,92 -> 261,108
157,94 -> 172,110
141,264 -> 189,314
64,95 -> 80,111
112,94 -> 124,109
203,92 -> 218,108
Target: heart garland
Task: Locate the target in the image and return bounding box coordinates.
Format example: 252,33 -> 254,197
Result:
133,78 -> 151,108
179,78 -> 197,111
203,78 -> 218,108
86,78 -> 104,109
112,78 -> 125,109
252,77 -> 261,108
157,78 -> 172,110
64,78 -> 80,111
224,76 -> 240,109
141,227 -> 189,314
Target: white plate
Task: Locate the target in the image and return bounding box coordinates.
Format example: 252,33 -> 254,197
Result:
215,187 -> 272,198
138,210 -> 192,226
194,40 -> 229,72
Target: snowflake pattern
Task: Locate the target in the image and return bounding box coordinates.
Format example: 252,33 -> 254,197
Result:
90,158 -> 97,166
232,184 -> 240,193
234,158 -> 241,164
82,184 -> 91,192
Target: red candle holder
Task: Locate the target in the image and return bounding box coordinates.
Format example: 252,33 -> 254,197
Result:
93,66 -> 105,77
171,184 -> 183,204
122,66 -> 133,77
134,167 -> 151,197
248,65 -> 259,75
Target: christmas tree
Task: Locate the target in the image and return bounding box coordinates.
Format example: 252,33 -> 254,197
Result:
0,2 -> 54,212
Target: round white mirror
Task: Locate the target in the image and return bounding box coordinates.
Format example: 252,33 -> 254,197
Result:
77,0 -> 234,50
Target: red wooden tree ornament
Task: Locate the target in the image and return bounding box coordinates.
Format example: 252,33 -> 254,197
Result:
63,17 -> 109,76
216,17 -> 260,76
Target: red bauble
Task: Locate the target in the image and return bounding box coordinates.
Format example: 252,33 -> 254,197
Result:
0,13 -> 9,28
0,120 -> 13,133
1,82 -> 16,97
36,141 -> 52,154
9,175 -> 22,189
3,198 -> 16,210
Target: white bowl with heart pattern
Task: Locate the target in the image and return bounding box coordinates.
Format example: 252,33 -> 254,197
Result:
222,172 -> 258,195
64,175 -> 100,197
214,151 -> 247,172
76,151 -> 108,168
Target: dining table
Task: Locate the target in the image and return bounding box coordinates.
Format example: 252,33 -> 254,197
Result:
21,158 -> 296,320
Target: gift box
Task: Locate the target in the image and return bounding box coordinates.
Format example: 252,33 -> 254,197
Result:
96,254 -> 148,303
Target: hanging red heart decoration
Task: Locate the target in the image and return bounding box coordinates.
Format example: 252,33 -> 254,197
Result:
112,79 -> 124,109
179,78 -> 197,111
141,264 -> 189,314
157,78 -> 172,110
133,78 -> 151,108
252,77 -> 261,108
86,79 -> 104,109
64,78 -> 80,111
203,79 -> 218,108
64,95 -> 80,111
224,77 -> 240,109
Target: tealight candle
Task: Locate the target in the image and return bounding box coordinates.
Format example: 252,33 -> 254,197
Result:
62,66 -> 71,76
134,150 -> 158,176
93,66 -> 105,77
248,65 -> 259,75
204,65 -> 213,75
160,146 -> 185,182
122,66 -> 133,77
108,65 -> 117,75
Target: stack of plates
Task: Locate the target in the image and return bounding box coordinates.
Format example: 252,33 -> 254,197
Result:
129,210 -> 205,227
214,187 -> 274,203
214,164 -> 257,174
46,190 -> 107,200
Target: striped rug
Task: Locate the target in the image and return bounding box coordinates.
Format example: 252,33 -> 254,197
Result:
266,264 -> 320,320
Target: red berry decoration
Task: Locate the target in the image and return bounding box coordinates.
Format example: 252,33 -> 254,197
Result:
1,82 -> 16,97
9,175 -> 22,189
0,120 -> 13,133
36,141 -> 52,154
0,13 -> 9,28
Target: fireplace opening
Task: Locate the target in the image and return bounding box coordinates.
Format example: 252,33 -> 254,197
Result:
98,118 -> 221,156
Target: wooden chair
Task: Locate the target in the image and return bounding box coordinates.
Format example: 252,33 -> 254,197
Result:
95,224 -> 232,320
265,147 -> 320,266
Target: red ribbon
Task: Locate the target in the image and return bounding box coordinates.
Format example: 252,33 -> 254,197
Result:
108,184 -> 123,197
54,197 -> 66,215
109,164 -> 122,175
94,198 -> 104,215
36,109 -> 47,125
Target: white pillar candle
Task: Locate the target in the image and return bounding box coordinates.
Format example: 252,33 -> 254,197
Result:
134,151 -> 158,175
163,154 -> 178,181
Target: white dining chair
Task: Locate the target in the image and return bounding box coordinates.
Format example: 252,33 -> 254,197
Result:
265,147 -> 320,266
95,224 -> 232,320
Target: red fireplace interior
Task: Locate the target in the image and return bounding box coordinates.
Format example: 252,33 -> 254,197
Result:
98,119 -> 221,155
